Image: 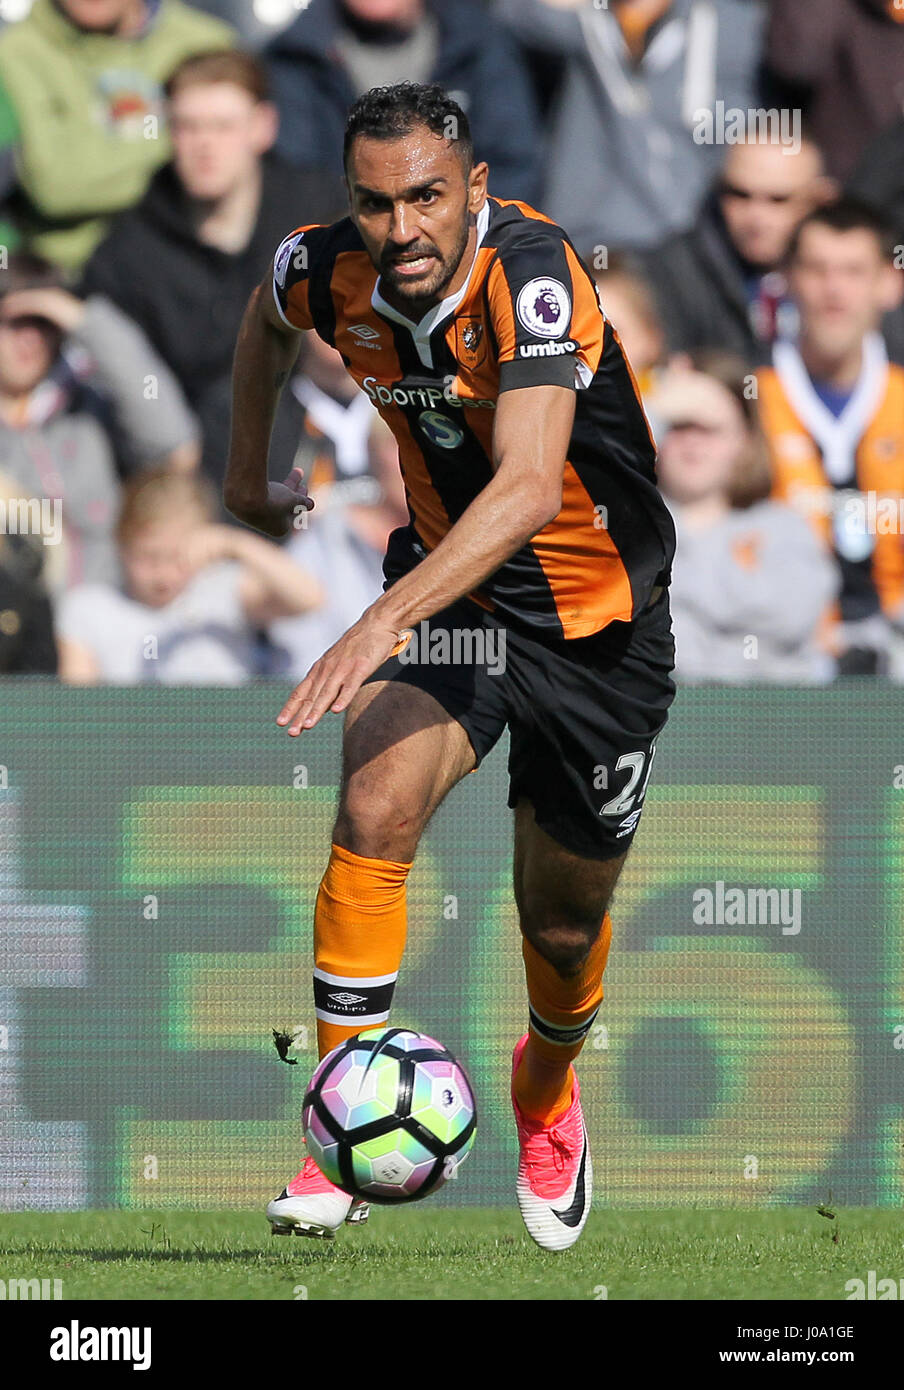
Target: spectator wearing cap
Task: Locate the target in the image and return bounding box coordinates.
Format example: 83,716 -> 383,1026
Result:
0,0 -> 235,272
496,0 -> 764,252
757,202 -> 904,675
642,135 -> 837,360
267,0 -> 541,202
0,253 -> 199,598
651,356 -> 838,684
81,49 -> 345,484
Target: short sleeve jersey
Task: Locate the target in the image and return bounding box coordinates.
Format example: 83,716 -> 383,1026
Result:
273,196 -> 675,640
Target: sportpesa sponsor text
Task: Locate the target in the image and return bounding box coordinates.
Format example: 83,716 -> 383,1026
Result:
361,342 -> 578,410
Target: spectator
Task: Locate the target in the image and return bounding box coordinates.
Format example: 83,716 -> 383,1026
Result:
270,414 -> 408,677
591,252 -> 667,399
0,254 -> 199,599
267,0 -> 541,202
651,356 -> 837,683
848,115 -> 904,364
279,331 -> 382,499
757,202 -> 904,675
642,135 -> 836,360
495,0 -> 764,251
0,472 -> 57,674
763,0 -> 904,184
81,49 -> 345,484
56,467 -> 322,684
0,0 -> 234,272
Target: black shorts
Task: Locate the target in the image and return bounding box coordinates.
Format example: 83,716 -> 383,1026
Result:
364,588 -> 676,861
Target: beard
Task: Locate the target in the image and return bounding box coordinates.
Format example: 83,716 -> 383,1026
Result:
379,213 -> 472,308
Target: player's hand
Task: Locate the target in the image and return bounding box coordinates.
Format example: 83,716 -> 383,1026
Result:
276,612 -> 403,734
227,466 -> 314,538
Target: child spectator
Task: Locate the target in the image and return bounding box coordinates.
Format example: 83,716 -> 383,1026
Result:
651,355 -> 838,683
56,467 -> 322,684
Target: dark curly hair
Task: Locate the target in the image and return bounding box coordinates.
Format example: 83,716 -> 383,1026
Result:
343,82 -> 473,176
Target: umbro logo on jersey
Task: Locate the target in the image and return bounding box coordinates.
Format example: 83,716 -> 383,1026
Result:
328,991 -> 366,1005
349,323 -> 381,343
519,340 -> 577,358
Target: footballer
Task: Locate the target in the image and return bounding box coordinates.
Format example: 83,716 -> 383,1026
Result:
225,82 -> 676,1252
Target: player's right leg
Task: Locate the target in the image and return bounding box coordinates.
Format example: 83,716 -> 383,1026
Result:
268,678 -> 476,1237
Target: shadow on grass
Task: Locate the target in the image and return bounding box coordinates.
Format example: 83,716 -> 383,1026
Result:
0,1236 -> 520,1264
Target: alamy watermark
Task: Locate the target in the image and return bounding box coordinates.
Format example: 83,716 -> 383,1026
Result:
693,103 -> 801,154
0,1275 -> 63,1299
0,496 -> 61,546
396,621 -> 506,676
845,1271 -> 904,1300
693,881 -> 802,935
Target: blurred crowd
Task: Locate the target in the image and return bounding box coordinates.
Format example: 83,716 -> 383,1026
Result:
0,0 -> 902,684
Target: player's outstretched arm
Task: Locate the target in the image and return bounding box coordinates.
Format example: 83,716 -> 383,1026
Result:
276,383 -> 575,735
223,278 -> 313,538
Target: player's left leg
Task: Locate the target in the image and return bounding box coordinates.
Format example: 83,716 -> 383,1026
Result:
509,799 -> 626,1251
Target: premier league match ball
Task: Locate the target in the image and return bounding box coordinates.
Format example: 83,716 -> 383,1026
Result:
302,1027 -> 477,1203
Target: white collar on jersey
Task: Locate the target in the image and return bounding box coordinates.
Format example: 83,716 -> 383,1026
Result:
772,332 -> 889,486
370,198 -> 491,370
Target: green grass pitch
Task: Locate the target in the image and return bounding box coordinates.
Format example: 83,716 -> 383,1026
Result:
1,1208 -> 901,1300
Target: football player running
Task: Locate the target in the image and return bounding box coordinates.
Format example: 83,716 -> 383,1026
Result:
225,82 -> 676,1251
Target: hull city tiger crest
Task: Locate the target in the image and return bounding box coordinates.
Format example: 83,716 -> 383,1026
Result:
456,316 -> 486,367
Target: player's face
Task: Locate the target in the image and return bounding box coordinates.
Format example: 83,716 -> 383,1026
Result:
347,128 -> 487,312
719,143 -> 826,269
791,226 -> 899,358
122,523 -> 194,608
0,314 -> 58,396
170,84 -> 276,202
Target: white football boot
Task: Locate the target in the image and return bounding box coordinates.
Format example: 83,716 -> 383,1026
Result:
267,1152 -> 370,1239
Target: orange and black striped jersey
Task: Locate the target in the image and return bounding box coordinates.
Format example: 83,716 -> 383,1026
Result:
272,196 -> 675,640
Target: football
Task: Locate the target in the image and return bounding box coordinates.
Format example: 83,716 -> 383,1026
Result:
302,1027 -> 477,1203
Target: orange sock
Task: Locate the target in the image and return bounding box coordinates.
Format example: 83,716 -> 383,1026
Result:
313,842 -> 411,1058
513,913 -> 612,1123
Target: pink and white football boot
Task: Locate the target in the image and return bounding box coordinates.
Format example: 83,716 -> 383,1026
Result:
511,1033 -> 593,1251
267,1151 -> 370,1239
